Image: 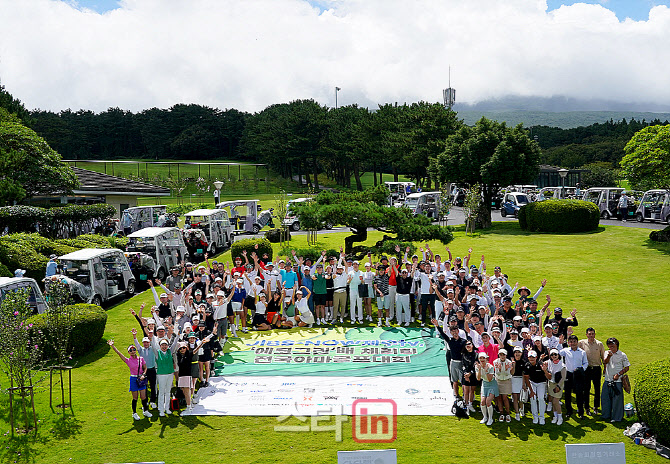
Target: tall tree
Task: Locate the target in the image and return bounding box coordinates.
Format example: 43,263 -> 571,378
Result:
433,117 -> 541,228
621,124 -> 670,190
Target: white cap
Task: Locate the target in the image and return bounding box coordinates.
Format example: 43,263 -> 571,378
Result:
159,293 -> 168,298
142,337 -> 150,343
147,318 -> 156,325
217,290 -> 225,296
176,306 -> 185,313
236,279 -> 244,284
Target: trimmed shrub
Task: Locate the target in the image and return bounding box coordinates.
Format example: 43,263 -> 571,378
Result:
0,204 -> 116,238
265,228 -> 290,243
649,225 -> 670,242
28,303 -> 107,359
374,240 -> 417,259
278,247 -> 339,263
519,200 -> 600,233
231,238 -> 273,262
635,359 -> 670,446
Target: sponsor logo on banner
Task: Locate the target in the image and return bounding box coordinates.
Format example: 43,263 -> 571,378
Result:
405,388 -> 420,395
352,399 -> 397,443
324,395 -> 339,400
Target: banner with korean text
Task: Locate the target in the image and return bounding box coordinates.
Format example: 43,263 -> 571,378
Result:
190,327 -> 455,416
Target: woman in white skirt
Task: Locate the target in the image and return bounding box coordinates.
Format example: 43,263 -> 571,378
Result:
511,346 -> 526,421
493,349 -> 514,422
545,348 -> 567,425
176,334 -> 213,416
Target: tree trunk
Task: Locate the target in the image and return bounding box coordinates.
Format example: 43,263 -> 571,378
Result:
373,164 -> 377,186
393,167 -> 399,182
379,171 -> 383,185
304,162 -> 312,187
344,228 -> 368,255
353,164 -> 363,191
312,156 -> 319,190
477,189 -> 493,229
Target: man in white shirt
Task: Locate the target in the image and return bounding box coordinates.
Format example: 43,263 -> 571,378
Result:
559,335 -> 589,419
331,265 -> 348,323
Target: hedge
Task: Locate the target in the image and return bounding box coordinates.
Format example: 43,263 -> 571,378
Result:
519,200 -> 600,233
264,228 -> 291,243
634,359 -> 670,446
230,238 -> 273,262
649,225 -> 670,242
28,303 -> 108,359
278,247 -> 340,263
0,204 -> 117,238
374,240 -> 417,259
0,233 -> 128,281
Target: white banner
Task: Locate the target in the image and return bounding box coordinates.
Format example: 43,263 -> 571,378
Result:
186,376 -> 455,416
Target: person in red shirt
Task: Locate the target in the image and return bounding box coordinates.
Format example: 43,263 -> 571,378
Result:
387,247 -> 401,323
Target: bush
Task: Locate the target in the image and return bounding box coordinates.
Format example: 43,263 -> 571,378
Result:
635,359 -> 670,446
28,303 -> 107,359
374,240 -> 417,258
279,247 -> 339,263
649,225 -> 670,242
519,200 -> 600,233
230,238 -> 273,262
264,228 -> 290,243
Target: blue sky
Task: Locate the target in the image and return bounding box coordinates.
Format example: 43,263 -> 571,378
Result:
73,0 -> 669,21
546,0 -> 670,21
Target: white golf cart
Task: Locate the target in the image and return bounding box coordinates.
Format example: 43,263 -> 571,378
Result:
0,277 -> 47,314
385,181 -> 416,207
56,248 -> 135,306
216,200 -> 275,234
282,197 -> 334,231
404,191 -> 441,219
183,209 -> 233,258
539,187 -> 566,200
582,188 -> 624,219
125,227 -> 188,283
121,205 -> 169,235
635,189 -> 670,223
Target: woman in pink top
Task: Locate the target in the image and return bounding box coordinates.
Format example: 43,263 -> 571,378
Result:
109,338 -> 153,421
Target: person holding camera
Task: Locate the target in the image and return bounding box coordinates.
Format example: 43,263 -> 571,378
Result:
108,338 -> 153,421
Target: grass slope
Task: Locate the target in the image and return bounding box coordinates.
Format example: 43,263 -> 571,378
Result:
1,223 -> 669,464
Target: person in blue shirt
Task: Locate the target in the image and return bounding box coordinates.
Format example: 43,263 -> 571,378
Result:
45,254 -> 59,278
299,266 -> 315,314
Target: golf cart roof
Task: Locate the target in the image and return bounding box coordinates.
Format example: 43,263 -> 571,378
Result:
385,181 -> 415,186
216,200 -> 260,207
643,189 -> 670,194
0,277 -> 40,287
185,209 -> 221,217
59,248 -> 123,261
124,205 -> 167,211
585,187 -> 624,192
288,197 -> 311,203
128,227 -> 181,238
406,191 -> 441,198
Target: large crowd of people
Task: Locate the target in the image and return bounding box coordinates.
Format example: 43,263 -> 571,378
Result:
109,243 -> 630,424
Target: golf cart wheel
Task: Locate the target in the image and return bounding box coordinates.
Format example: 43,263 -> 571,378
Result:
602,211 -> 611,220
92,295 -> 102,307
291,222 -> 301,232
126,280 -> 136,295
325,222 -> 333,230
156,267 -> 166,281
501,208 -> 507,217
210,243 -> 217,256
252,224 -> 261,234
636,213 -> 644,223
665,215 -> 670,224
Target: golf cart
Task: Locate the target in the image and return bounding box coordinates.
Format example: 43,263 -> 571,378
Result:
56,248 -> 135,306
385,182 -> 415,207
283,197 -> 334,231
125,227 -> 189,283
500,192 -> 530,218
0,277 -> 47,314
635,189 -> 670,223
582,188 -> 625,219
404,191 -> 441,219
216,200 -> 275,234
539,187 -> 565,200
183,209 -> 233,258
120,205 -> 175,236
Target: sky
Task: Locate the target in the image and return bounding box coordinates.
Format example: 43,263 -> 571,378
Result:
1,0 -> 670,113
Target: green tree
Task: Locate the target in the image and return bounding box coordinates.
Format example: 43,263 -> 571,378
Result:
433,117 -> 541,228
580,161 -> 619,188
296,186 -> 453,255
0,84 -> 32,126
621,124 -> 670,190
0,110 -> 79,205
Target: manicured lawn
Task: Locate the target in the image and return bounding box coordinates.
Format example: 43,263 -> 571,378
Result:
1,223 -> 668,464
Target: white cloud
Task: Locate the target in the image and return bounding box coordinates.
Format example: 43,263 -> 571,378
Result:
1,0 -> 670,112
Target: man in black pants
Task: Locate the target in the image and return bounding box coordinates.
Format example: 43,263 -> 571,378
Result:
578,327 -> 605,415
560,334 -> 588,419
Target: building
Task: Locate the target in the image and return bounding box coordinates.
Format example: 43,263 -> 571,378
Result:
30,167 -> 170,218
535,165 -> 584,188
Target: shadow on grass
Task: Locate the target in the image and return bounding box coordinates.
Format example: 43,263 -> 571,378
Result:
0,396 -> 49,464
74,339 -> 111,367
49,414 -> 82,440
119,414 -> 218,438
642,238 -> 670,256
487,416 -> 607,442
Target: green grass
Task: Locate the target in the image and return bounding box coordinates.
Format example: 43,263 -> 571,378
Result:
2,223 -> 668,464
